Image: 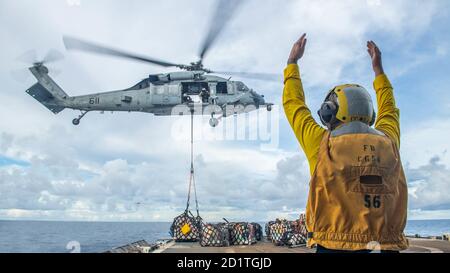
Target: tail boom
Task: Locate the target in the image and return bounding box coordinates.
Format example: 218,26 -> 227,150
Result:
26,65 -> 68,114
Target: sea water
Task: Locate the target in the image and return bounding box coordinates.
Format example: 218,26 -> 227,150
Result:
0,220 -> 448,253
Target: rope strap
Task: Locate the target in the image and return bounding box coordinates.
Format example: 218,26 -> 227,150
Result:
185,109 -> 200,217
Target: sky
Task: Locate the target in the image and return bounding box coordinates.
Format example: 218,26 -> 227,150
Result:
0,0 -> 450,222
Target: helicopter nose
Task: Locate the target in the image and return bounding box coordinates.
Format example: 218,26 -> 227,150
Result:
259,96 -> 265,105
250,90 -> 265,107
254,93 -> 265,106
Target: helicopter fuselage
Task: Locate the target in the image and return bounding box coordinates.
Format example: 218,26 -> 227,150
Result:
65,71 -> 267,115
26,66 -> 272,127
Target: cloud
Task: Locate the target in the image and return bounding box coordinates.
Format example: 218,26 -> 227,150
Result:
406,156 -> 450,212
0,121 -> 309,221
401,119 -> 450,168
0,104 -> 304,221
1,119 -> 450,221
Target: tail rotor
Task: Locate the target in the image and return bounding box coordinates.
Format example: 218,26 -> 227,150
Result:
11,49 -> 64,82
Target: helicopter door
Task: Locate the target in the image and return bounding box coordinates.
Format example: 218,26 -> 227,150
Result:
152,85 -> 169,105
168,84 -> 181,104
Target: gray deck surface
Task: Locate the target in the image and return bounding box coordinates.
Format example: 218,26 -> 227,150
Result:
159,238 -> 450,253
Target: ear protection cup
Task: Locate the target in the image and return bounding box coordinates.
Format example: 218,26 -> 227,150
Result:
318,88 -> 339,129
318,100 -> 338,128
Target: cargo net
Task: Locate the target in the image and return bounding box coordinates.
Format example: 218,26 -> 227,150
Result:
265,221 -> 275,241
199,222 -> 262,247
266,214 -> 307,247
292,214 -> 307,236
251,222 -> 263,241
170,210 -> 202,242
229,222 -> 257,245
200,223 -> 230,247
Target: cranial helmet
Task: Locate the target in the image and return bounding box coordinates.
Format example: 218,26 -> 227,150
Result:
318,84 -> 376,130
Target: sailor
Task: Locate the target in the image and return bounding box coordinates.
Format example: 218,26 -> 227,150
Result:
283,34 -> 408,253
199,88 -> 210,103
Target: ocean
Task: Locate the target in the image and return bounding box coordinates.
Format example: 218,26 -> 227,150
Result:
0,220 -> 449,253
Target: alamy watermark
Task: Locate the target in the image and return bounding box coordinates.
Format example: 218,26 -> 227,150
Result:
170,104 -> 280,151
66,240 -> 81,253
66,0 -> 81,7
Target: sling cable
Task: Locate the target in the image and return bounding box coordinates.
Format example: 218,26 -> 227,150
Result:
170,109 -> 202,241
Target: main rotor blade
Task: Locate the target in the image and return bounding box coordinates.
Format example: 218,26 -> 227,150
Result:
212,71 -> 282,82
63,36 -> 183,68
43,49 -> 64,63
198,0 -> 242,61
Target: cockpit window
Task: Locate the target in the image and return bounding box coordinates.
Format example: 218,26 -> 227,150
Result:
236,81 -> 249,92
216,82 -> 228,94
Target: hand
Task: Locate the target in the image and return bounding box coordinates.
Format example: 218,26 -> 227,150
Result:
288,33 -> 307,64
367,40 -> 384,76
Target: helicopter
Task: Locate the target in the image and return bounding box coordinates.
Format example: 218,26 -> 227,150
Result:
24,0 -> 276,127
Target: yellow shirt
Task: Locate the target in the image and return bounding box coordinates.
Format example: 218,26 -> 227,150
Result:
282,64 -> 400,175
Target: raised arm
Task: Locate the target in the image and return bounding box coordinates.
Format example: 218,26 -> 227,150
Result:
367,41 -> 401,148
283,34 -> 325,174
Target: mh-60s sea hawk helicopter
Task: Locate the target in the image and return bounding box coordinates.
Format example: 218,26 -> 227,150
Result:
25,0 -> 276,127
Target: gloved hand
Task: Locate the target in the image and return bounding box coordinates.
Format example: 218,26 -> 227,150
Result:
367,40 -> 385,77
288,33 -> 307,64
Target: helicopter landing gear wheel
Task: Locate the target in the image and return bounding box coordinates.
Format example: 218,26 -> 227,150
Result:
209,117 -> 219,127
209,112 -> 220,128
267,104 -> 272,112
72,111 -> 89,126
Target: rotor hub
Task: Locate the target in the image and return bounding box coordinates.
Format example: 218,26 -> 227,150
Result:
178,61 -> 211,73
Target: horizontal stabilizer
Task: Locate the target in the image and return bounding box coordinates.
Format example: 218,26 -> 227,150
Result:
26,83 -> 65,114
